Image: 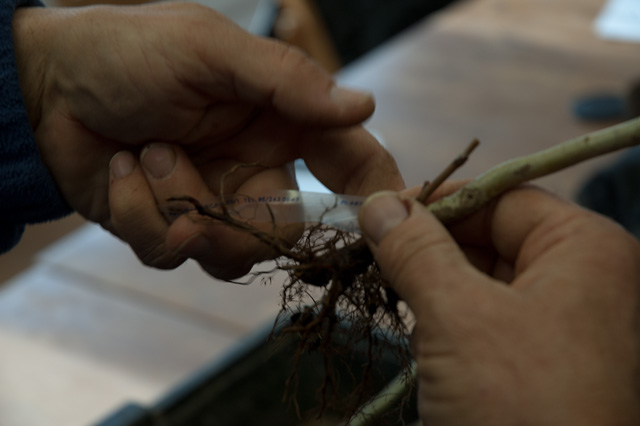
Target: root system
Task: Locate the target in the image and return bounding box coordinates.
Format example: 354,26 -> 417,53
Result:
167,116 -> 640,424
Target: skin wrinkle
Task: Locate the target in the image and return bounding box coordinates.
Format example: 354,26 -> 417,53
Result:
306,128 -> 401,195
220,53 -> 243,103
380,210 -> 467,310
12,10 -> 46,129
113,51 -> 150,134
181,103 -> 259,146
276,44 -> 321,98
113,188 -> 185,270
217,125 -> 296,166
97,12 -> 141,116
184,108 -> 256,158
515,209 -> 610,282
337,148 -> 377,195
220,24 -> 278,105
12,4 -> 640,420
241,40 -> 341,124
257,43 -> 296,109
361,185 -> 640,424
41,107 -> 119,222
354,147 -> 400,194
136,26 -> 179,108
14,3 -> 400,280
166,32 -> 239,133
419,348 -> 520,425
512,210 -> 581,279
167,19 -> 230,107
448,198 -> 507,279
108,9 -> 213,141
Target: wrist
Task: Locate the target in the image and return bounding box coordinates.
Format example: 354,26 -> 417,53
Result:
12,6 -> 59,129
0,2 -> 73,247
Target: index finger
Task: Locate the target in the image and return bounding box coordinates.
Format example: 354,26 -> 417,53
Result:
165,3 -> 376,126
301,126 -> 406,195
431,184 -> 639,281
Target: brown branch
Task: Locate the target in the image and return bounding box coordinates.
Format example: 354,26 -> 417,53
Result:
416,138 -> 480,203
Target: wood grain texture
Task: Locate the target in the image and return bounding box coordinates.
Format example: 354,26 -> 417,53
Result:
0,264 -> 239,425
338,0 -> 640,199
38,224 -> 284,335
3,1 -> 640,425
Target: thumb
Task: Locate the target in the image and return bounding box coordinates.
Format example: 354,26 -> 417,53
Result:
358,192 -> 482,317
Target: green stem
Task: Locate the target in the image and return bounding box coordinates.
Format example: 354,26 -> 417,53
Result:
348,362 -> 418,426
430,117 -> 640,224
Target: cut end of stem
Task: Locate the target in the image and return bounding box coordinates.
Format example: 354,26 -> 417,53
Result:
417,138 -> 480,204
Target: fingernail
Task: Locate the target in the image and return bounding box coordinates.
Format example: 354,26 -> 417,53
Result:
359,191 -> 410,245
110,151 -> 136,179
141,143 -> 176,179
178,233 -> 211,258
330,86 -> 374,107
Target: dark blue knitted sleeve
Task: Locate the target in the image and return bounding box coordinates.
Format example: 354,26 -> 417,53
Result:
1,0 -> 73,253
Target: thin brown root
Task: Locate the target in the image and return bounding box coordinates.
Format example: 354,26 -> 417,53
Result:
218,162 -> 268,216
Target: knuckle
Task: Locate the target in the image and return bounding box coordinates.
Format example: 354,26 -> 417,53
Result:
135,240 -> 185,270
350,144 -> 404,195
272,42 -> 323,83
277,43 -> 311,69
111,209 -> 184,270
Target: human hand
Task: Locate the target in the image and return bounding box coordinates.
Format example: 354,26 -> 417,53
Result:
12,3 -> 403,278
359,184 -> 640,425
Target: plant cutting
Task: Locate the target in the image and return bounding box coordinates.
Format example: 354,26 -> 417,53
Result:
169,116 -> 640,424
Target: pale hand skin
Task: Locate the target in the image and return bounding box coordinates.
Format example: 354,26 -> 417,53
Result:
359,185 -> 640,425
12,3 -> 403,278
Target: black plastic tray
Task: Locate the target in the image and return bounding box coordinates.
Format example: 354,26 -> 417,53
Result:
93,319 -> 417,426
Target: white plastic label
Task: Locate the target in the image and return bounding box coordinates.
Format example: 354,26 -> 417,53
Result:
160,190 -> 366,233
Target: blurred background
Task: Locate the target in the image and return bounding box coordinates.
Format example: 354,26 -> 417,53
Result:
1,0 -> 639,425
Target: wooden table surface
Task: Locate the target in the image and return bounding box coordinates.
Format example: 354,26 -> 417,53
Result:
339,0 -> 640,200
3,0 -> 640,425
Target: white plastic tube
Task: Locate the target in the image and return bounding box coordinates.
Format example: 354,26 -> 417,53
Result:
160,190 -> 366,233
